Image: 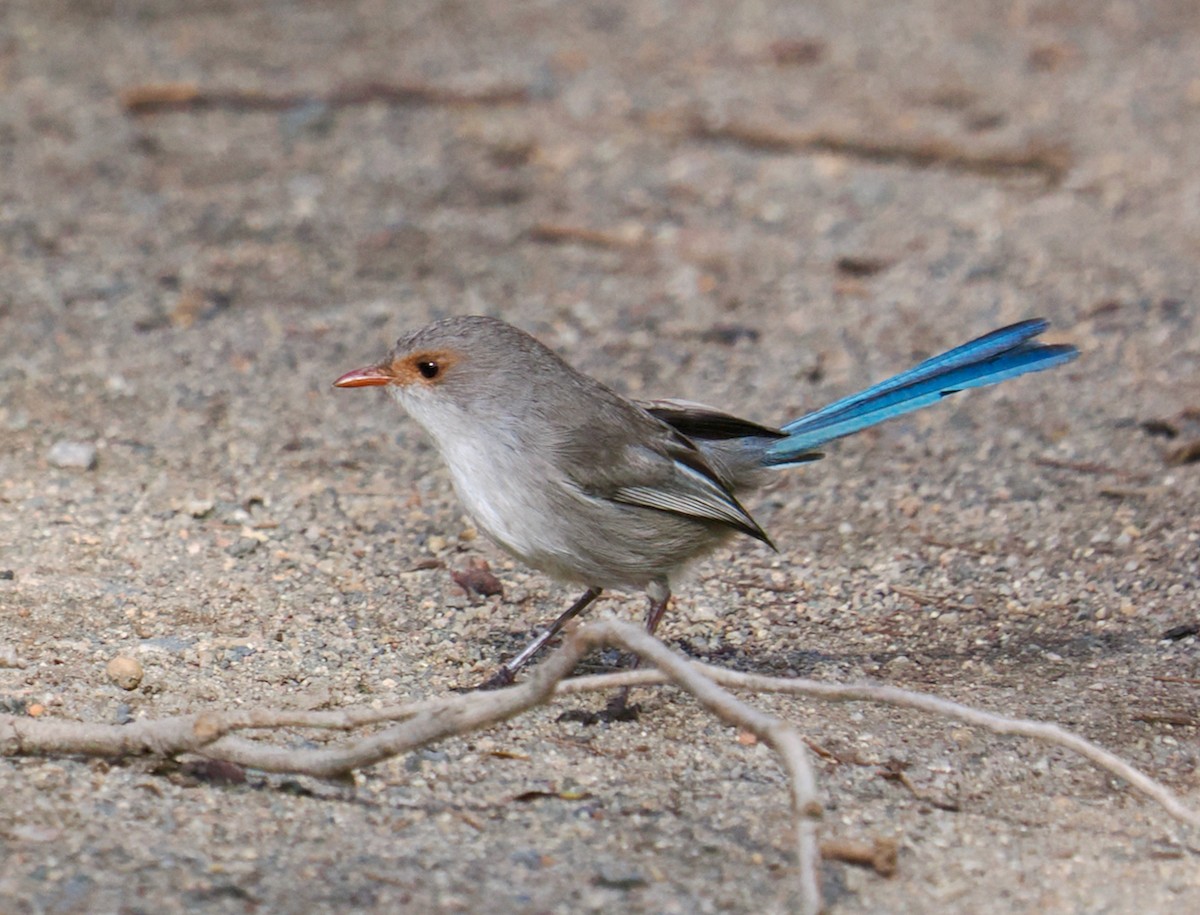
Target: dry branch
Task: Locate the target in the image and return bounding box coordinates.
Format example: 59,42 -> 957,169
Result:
686,113 -> 1071,185
3,620 -> 1199,915
527,222 -> 649,251
0,623 -> 822,912
819,837 -> 898,877
559,663 -> 1200,830
120,81 -> 529,116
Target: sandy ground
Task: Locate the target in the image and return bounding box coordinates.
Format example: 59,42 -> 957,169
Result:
1,1 -> 1198,912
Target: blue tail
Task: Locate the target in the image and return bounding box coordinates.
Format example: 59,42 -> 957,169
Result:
763,319 -> 1078,466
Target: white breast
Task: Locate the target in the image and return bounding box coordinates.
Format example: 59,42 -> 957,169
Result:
442,435 -> 553,554
399,392 -> 567,565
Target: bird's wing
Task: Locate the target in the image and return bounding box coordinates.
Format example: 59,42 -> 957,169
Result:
604,436 -> 775,547
639,398 -> 787,441
556,392 -> 775,546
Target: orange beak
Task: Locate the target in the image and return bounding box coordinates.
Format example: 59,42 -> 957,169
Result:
332,363 -> 394,388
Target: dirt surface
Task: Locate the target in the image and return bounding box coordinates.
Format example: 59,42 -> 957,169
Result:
1,1 -> 1199,912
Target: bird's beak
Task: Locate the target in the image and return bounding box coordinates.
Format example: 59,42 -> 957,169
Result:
332,363 -> 394,388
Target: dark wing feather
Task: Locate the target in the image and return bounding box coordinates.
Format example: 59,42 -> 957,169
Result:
640,398 -> 787,441
559,396 -> 775,547
608,434 -> 775,547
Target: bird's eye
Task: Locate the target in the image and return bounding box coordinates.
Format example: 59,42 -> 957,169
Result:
416,360 -> 440,380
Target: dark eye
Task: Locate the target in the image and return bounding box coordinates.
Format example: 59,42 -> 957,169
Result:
416,360 -> 440,379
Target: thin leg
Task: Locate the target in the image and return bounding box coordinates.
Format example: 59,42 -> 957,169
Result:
603,588 -> 672,719
644,590 -> 672,636
478,587 -> 603,689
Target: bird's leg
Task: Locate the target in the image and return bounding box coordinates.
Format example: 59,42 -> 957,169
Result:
644,589 -> 672,637
478,587 -> 603,690
602,588 -> 672,719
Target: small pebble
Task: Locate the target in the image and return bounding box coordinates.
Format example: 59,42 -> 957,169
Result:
226,537 -> 260,558
0,646 -> 26,669
106,655 -> 144,690
9,824 -> 61,843
185,498 -> 215,518
48,440 -> 98,470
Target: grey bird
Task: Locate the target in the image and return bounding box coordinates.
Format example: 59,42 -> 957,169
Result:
334,314 -> 1076,687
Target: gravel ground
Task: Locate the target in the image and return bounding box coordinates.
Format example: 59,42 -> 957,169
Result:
1,1 -> 1198,912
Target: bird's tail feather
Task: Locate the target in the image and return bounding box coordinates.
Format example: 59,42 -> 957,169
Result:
763,319 -> 1077,467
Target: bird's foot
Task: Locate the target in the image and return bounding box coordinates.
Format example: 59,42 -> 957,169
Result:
474,667 -> 516,691
557,688 -> 642,725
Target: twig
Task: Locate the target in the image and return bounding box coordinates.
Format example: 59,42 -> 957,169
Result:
582,623 -> 822,914
120,81 -> 529,116
686,113 -> 1071,185
820,837 -> 898,877
1034,456 -> 1153,482
1132,712 -> 1199,728
879,762 -> 960,812
4,621 -> 1200,915
889,583 -> 987,613
527,222 -> 649,251
0,622 -> 822,914
1098,486 -> 1162,500
558,665 -> 1200,829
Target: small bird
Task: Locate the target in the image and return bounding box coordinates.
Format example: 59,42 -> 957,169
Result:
335,315 -> 1076,686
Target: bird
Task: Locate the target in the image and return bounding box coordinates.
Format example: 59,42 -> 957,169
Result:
334,315 -> 1077,687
